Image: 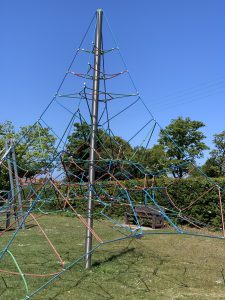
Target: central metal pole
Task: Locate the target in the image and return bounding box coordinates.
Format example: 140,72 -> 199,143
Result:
85,8 -> 103,269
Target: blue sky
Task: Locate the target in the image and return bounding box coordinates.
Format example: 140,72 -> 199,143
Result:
1,0 -> 225,160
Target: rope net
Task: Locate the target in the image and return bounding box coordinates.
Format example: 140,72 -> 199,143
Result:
0,12 -> 224,299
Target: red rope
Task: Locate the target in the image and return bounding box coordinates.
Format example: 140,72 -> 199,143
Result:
30,213 -> 65,267
0,269 -> 60,277
50,179 -> 103,243
181,185 -> 215,212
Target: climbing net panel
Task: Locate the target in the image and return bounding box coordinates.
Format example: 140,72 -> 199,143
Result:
0,12 -> 224,300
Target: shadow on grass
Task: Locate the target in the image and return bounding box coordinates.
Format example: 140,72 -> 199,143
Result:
0,223 -> 37,232
92,247 -> 136,267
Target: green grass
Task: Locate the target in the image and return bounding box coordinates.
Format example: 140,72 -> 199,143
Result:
1,215 -> 225,299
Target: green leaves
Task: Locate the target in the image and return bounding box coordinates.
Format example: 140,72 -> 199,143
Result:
0,122 -> 56,186
63,122 -> 133,181
15,123 -> 56,177
203,131 -> 225,177
133,145 -> 167,174
158,117 -> 209,178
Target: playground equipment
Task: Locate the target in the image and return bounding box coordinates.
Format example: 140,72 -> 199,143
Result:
0,9 -> 224,299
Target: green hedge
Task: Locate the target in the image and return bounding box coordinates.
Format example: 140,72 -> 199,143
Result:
145,177 -> 225,228
31,177 -> 225,229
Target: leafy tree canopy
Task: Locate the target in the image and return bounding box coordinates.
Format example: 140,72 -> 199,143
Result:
133,145 -> 168,176
158,116 -> 209,178
202,131 -> 225,177
16,123 -> 57,177
0,122 -> 56,190
63,122 -> 133,181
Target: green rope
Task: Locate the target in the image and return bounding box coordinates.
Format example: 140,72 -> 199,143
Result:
0,250 -> 29,295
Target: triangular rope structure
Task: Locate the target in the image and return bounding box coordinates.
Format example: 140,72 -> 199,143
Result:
0,9 -> 224,300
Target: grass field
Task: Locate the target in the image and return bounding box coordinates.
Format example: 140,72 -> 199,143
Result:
1,214 -> 225,299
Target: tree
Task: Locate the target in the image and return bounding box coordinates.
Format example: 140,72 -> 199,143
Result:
63,122 -> 133,181
0,121 -> 15,140
15,123 -> 57,178
0,121 -> 15,190
202,131 -> 225,177
133,145 -> 168,176
0,121 -> 57,181
158,117 -> 209,178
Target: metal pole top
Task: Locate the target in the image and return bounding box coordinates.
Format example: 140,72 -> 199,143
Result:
96,8 -> 103,13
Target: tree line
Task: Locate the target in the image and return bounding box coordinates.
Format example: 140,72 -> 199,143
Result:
0,116 -> 224,191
